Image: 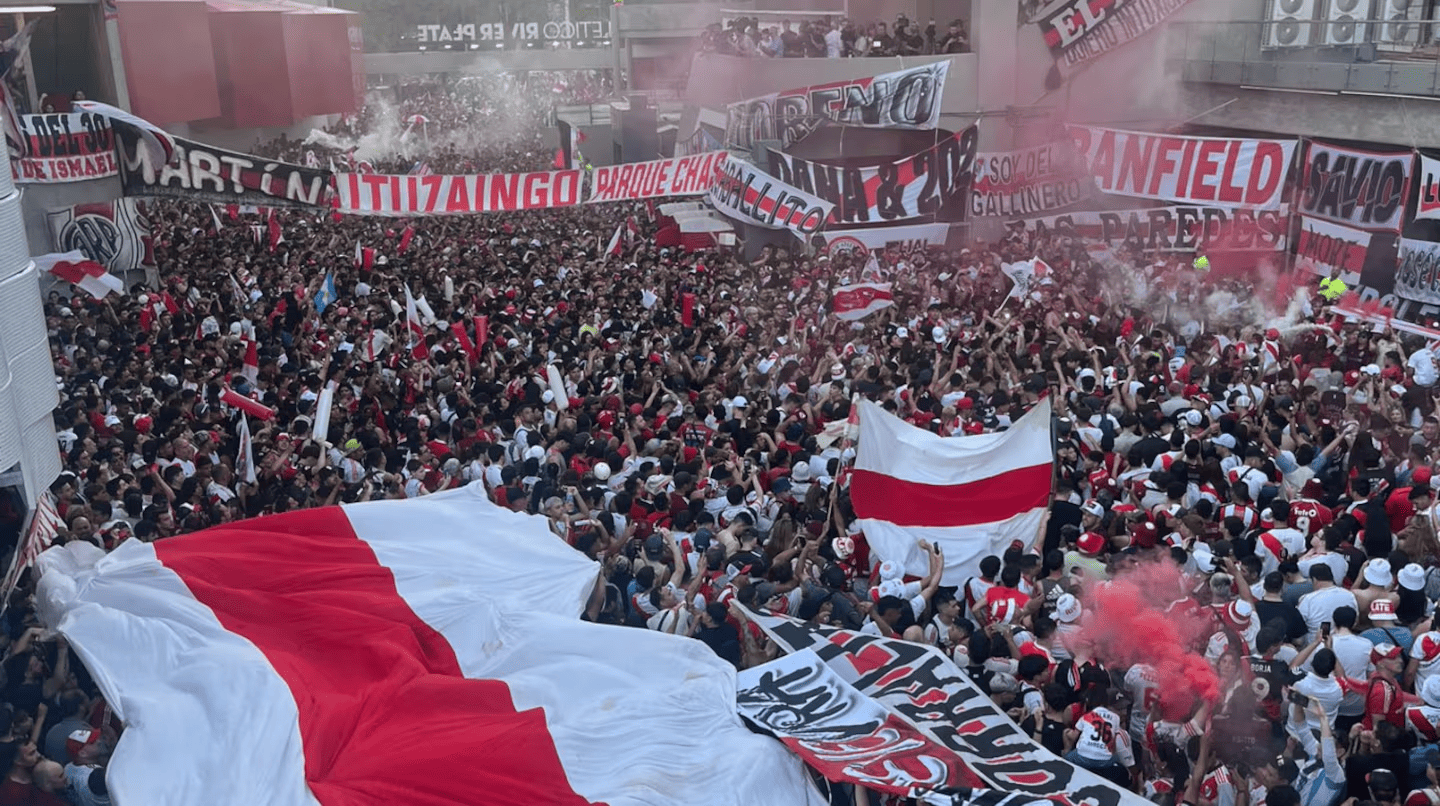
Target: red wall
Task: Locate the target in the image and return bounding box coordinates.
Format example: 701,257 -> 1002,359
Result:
116,0 -> 221,125
210,9 -> 294,128
282,13 -> 355,119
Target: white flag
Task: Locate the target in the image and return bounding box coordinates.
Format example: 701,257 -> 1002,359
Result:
236,415 -> 257,485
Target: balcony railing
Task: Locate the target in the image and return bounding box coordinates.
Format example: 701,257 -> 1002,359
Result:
1170,17 -> 1440,98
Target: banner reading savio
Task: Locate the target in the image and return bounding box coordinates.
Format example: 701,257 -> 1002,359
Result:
1296,216 -> 1373,284
749,612 -> 1153,806
1066,126 -> 1296,211
766,127 -> 978,225
824,223 -> 950,258
587,152 -> 727,203
1299,141 -> 1412,232
1018,205 -> 1288,252
336,170 -> 583,216
116,126 -> 332,208
48,200 -> 155,273
12,112 -> 117,183
1040,0 -> 1195,74
972,141 -> 1089,218
726,61 -> 948,150
1395,238 -> 1440,306
707,156 -> 834,237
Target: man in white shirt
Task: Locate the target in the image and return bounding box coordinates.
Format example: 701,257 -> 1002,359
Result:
1325,606 -> 1373,723
1297,564 -> 1357,644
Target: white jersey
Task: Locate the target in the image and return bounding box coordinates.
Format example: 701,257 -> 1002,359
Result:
1075,706 -> 1134,767
1124,664 -> 1161,740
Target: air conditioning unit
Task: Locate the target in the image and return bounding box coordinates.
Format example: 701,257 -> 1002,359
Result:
1325,0 -> 1371,44
1374,0 -> 1413,43
1266,0 -> 1321,47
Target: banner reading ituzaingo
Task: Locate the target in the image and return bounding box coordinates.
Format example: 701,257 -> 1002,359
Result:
707,157 -> 834,237
1296,216 -> 1373,283
972,141 -> 1089,218
335,170 -> 583,216
1066,126 -> 1296,210
749,613 -> 1153,806
767,128 -> 978,225
726,62 -> 949,150
12,112 -> 117,183
1040,0 -> 1195,74
1396,237 -> 1440,306
587,152 -> 726,203
1018,205 -> 1288,252
1300,142 -> 1412,232
115,126 -> 331,208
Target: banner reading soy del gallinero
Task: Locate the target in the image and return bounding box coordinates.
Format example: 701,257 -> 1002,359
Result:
335,169 -> 583,216
972,140 -> 1089,218
1299,141 -> 1413,232
765,127 -> 978,225
727,61 -> 949,150
1066,126 -> 1296,211
115,124 -> 331,207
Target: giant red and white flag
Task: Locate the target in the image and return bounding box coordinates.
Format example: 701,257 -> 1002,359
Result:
35,251 -> 124,299
852,398 -> 1054,584
832,282 -> 894,321
36,486 -> 822,806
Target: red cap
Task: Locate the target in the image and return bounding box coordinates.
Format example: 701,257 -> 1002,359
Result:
1130,521 -> 1159,549
628,403 -> 643,416
1417,467 -> 1434,486
1077,531 -> 1106,556
66,728 -> 100,760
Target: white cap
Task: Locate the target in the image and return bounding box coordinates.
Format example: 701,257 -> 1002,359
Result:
542,389 -> 555,404
878,560 -> 903,581
1055,593 -> 1082,623
931,325 -> 946,343
593,461 -> 612,481
895,326 -> 909,339
731,395 -> 748,409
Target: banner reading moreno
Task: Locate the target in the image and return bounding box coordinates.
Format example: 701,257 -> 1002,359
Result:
587,152 -> 726,203
1066,126 -> 1296,211
336,170 -> 583,216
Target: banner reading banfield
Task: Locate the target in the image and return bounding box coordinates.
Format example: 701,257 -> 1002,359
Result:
972,141 -> 1089,218
707,157 -> 834,237
116,126 -> 331,208
1066,126 -> 1296,211
586,152 -> 727,203
726,62 -> 948,150
12,112 -> 117,183
1296,216 -> 1373,283
1018,205 -> 1288,252
1299,142 -> 1412,232
1040,0 -> 1195,74
766,128 -> 978,225
335,170 -> 583,216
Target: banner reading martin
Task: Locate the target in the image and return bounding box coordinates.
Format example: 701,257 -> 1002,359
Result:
1040,0 -> 1196,74
1067,126 -> 1296,210
726,62 -> 948,150
1299,141 -> 1412,232
12,113 -> 117,183
116,125 -> 332,208
767,128 -> 978,225
707,156 -> 834,237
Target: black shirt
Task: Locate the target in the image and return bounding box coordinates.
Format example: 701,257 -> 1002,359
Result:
697,623 -> 742,669
1255,599 -> 1308,643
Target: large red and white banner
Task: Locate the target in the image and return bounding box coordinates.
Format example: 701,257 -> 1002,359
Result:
750,613 -> 1154,806
707,156 -> 835,237
335,170 -> 583,216
36,486 -> 822,806
12,112 -> 117,183
972,140 -> 1090,218
587,151 -> 727,203
47,199 -> 155,273
737,650 -> 974,796
1040,0 -> 1195,74
0,491 -> 60,610
1299,142 -> 1412,232
1296,216 -> 1373,284
767,128 -> 979,225
853,397 -> 1053,584
1416,154 -> 1440,222
1017,205 -> 1289,252
1067,126 -> 1296,210
832,282 -> 895,320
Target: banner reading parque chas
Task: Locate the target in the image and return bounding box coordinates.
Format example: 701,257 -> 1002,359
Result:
726,61 -> 949,150
1066,126 -> 1296,211
115,125 -> 332,207
12,112 -> 117,183
707,157 -> 834,237
767,128 -> 977,225
1018,205 -> 1288,252
586,152 -> 726,203
1298,141 -> 1413,232
972,141 -> 1089,218
335,170 -> 583,216
1040,0 -> 1195,74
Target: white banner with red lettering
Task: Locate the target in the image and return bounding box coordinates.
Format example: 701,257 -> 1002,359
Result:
334,170 -> 583,216
1296,216 -> 1372,284
1417,154 -> 1440,222
1066,126 -> 1296,211
832,282 -> 894,320
587,152 -> 727,203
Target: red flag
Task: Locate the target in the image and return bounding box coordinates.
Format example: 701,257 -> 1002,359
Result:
831,283 -> 895,321
330,195 -> 344,224
34,251 -> 123,299
451,321 -> 478,363
355,242 -> 375,272
267,216 -> 283,253
681,292 -> 696,328
219,387 -> 276,421
475,315 -> 488,350
398,226 -> 415,254
225,204 -> 240,223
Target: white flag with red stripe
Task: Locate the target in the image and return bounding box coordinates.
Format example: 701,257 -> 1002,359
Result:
831,282 -> 894,321
0,491 -> 61,608
404,285 -> 429,360
35,251 -> 124,299
35,486 -> 821,806
852,397 -> 1054,584
241,339 -> 259,386
605,221 -> 626,256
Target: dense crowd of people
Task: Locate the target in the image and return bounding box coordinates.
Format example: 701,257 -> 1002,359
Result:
2,74 -> 1440,806
701,14 -> 970,58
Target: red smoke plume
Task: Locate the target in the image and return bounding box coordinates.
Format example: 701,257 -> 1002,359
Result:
1076,562 -> 1220,718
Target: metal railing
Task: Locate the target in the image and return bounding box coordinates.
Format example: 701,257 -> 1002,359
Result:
1168,17 -> 1440,98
